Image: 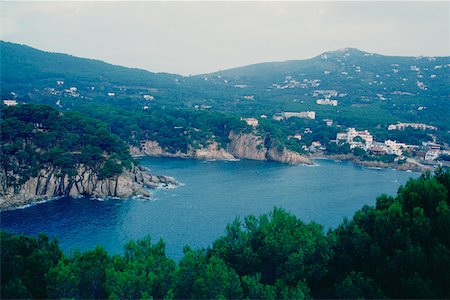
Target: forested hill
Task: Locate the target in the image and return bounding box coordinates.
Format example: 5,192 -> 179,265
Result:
0,41 -> 181,97
2,41 -> 449,133
203,47 -> 450,97
2,170 -> 449,299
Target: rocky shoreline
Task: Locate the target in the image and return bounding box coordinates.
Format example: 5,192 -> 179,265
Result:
132,131 -> 313,166
0,165 -> 178,210
311,153 -> 431,172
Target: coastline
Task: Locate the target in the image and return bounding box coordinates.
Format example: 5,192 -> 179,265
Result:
0,165 -> 179,211
311,153 -> 432,173
0,179 -> 180,212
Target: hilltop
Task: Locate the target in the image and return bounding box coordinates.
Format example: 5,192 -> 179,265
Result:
1,41 -> 449,171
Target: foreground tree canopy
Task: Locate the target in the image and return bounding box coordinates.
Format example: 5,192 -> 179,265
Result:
1,170 -> 449,299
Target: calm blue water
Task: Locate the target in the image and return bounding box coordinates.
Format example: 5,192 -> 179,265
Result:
1,158 -> 418,260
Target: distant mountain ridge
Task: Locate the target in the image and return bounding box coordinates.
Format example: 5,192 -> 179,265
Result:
0,41 -> 181,88
1,41 -> 449,133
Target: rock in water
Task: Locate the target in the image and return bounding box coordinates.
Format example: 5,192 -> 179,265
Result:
0,164 -> 178,210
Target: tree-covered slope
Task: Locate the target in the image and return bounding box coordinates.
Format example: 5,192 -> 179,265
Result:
205,47 -> 450,99
2,41 -> 449,136
2,170 -> 449,299
1,41 -> 180,90
0,104 -> 132,189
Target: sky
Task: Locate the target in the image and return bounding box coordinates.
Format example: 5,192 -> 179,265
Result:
1,1 -> 449,75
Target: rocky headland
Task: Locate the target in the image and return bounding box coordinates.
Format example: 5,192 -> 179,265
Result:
0,165 -> 178,210
311,153 -> 431,172
132,131 -> 313,165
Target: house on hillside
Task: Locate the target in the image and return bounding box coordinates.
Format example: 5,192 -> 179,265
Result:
241,117 -> 259,127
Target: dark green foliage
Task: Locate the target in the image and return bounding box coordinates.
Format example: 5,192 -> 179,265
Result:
328,171 -> 450,298
98,158 -> 123,180
46,246 -> 111,299
105,237 -> 176,299
75,105 -> 249,153
0,232 -> 62,299
1,171 -> 449,299
3,41 -> 449,146
0,104 -> 132,186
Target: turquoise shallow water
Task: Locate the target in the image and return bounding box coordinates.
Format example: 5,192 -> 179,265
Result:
0,158 -> 418,260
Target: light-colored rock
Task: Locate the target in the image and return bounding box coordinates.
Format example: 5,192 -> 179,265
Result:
135,132 -> 312,165
0,164 -> 178,210
193,142 -> 235,160
141,140 -> 164,156
268,147 -> 313,165
227,131 -> 267,160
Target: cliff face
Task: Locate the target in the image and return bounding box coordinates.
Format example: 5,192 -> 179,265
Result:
135,131 -> 313,165
193,142 -> 235,160
227,131 -> 267,160
0,165 -> 178,210
267,147 -> 312,165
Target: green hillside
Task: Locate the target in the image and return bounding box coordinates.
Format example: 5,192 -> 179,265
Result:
1,41 -> 449,137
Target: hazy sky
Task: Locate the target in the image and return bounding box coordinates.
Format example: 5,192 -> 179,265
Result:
1,1 -> 449,75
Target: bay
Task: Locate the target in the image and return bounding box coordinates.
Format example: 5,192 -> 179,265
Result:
0,158 -> 419,260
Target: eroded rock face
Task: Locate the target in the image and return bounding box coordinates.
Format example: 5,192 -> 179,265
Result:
134,131 -> 313,165
227,131 -> 267,160
193,142 -> 235,160
0,165 -> 178,210
267,147 -> 313,165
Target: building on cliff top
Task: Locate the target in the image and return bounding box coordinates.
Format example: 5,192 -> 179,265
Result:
241,117 -> 259,127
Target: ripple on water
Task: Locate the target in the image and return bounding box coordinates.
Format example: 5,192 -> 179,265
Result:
0,157 -> 419,260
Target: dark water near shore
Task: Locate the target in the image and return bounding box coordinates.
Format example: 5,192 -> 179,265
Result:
0,158 -> 418,260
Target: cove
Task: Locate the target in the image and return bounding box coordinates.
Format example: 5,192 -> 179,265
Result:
0,158 -> 419,260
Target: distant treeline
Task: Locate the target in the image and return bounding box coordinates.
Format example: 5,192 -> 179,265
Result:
2,170 -> 449,299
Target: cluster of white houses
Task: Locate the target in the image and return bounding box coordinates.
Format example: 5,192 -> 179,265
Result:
336,128 -> 374,150
388,122 -> 437,131
336,127 -> 444,161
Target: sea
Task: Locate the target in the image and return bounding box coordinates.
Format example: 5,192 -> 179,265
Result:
0,157 -> 419,260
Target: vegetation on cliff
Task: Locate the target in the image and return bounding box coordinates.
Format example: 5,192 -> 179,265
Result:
75,105 -> 309,155
0,104 -> 132,190
2,170 -> 449,299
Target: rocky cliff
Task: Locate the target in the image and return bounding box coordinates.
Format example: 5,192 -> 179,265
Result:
227,131 -> 267,160
0,165 -> 178,210
267,147 -> 313,165
135,131 -> 313,165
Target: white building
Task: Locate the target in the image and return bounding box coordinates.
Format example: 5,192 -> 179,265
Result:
3,99 -> 18,106
241,117 -> 259,127
323,119 -> 334,126
336,127 -> 374,150
384,140 -> 405,156
317,99 -> 338,106
313,90 -> 338,98
282,111 -> 316,120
